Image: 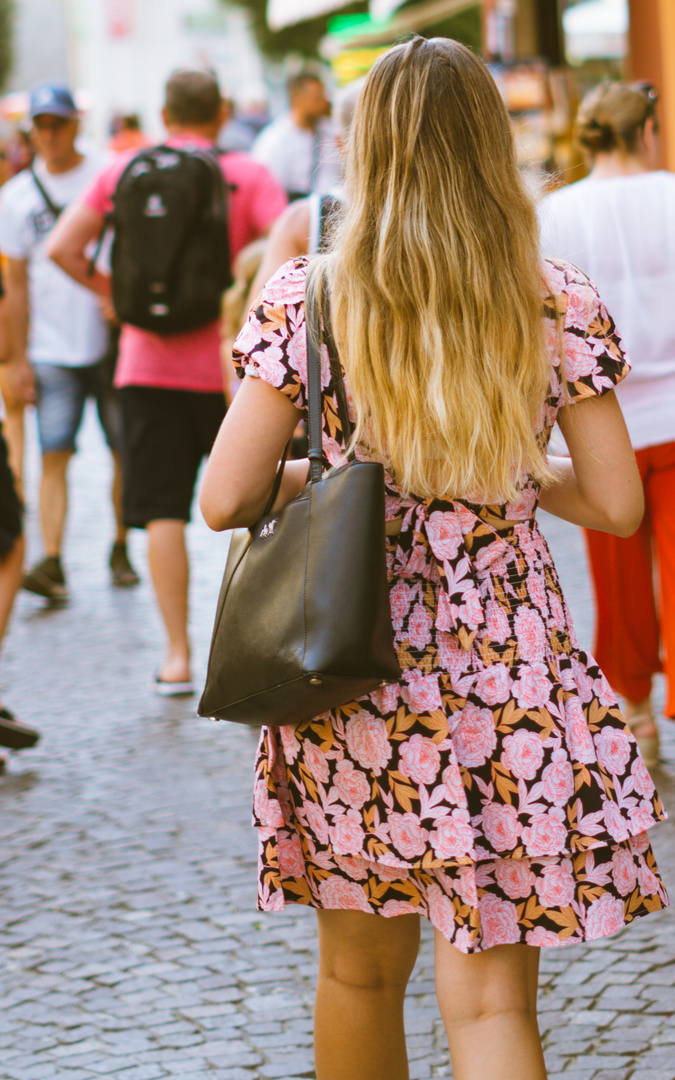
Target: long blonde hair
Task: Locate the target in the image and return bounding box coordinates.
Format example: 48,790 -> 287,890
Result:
316,37 -> 551,503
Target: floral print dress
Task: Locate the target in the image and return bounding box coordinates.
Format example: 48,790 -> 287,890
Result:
231,256 -> 668,953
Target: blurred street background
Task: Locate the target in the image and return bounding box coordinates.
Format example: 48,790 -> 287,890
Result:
1,1 -> 674,182
1,2 -> 675,1079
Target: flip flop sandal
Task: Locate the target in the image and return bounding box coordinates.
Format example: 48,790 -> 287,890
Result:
153,675 -> 195,697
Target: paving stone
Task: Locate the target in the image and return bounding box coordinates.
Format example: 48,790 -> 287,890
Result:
115,1068 -> 171,1080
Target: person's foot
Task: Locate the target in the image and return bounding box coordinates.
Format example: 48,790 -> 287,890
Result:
23,555 -> 68,601
624,698 -> 659,769
109,541 -> 140,587
154,655 -> 193,696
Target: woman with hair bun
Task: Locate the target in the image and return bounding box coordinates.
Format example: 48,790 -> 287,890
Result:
540,80 -> 675,768
202,44 -> 667,1080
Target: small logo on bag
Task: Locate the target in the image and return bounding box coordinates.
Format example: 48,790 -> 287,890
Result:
145,193 -> 167,217
260,519 -> 277,538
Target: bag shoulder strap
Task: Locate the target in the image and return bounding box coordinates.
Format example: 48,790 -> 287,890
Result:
31,165 -> 64,220
305,263 -> 324,483
321,286 -> 353,450
305,262 -> 354,480
261,261 -> 344,513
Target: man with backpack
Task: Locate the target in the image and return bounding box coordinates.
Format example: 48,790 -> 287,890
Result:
48,68 -> 287,695
0,84 -> 139,601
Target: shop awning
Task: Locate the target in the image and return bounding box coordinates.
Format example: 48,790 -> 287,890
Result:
267,0 -> 356,31
267,0 -> 475,32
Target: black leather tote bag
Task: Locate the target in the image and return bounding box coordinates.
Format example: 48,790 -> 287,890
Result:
198,267 -> 401,727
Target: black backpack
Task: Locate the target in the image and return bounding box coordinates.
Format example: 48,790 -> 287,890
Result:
108,144 -> 233,334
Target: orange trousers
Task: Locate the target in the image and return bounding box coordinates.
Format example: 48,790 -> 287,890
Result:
584,439 -> 675,718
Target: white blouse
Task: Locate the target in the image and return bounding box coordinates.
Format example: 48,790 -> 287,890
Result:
539,171 -> 675,450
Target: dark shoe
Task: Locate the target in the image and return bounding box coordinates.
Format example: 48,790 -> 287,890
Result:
23,556 -> 68,601
0,707 -> 40,750
109,542 -> 140,587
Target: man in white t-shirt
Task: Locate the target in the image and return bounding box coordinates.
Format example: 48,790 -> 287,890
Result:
0,84 -> 139,601
252,72 -> 340,201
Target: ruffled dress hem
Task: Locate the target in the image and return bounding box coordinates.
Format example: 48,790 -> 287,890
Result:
256,826 -> 667,954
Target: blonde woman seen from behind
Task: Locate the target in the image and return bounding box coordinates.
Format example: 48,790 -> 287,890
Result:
201,41 -> 667,1080
540,81 -> 675,766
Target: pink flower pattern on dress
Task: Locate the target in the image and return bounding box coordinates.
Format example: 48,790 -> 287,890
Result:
233,256 -> 668,952
399,734 -> 441,785
344,711 -> 392,775
329,810 -> 366,856
534,861 -> 576,907
495,859 -> 536,899
331,760 -> 371,810
452,704 -> 497,767
479,894 -> 521,948
501,729 -> 545,780
482,802 -> 521,852
389,812 -> 429,859
430,810 -> 474,859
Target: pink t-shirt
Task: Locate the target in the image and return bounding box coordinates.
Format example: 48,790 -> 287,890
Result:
82,135 -> 287,392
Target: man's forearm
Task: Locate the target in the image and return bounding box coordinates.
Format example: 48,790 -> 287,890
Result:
49,247 -> 111,298
46,202 -> 112,298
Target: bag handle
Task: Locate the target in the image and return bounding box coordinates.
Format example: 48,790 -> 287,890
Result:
321,286 -> 354,452
305,262 -> 354,482
261,437 -> 292,517
305,264 -> 324,483
262,261 -> 350,511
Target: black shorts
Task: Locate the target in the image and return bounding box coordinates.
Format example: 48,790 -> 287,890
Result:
0,424 -> 22,555
119,386 -> 226,528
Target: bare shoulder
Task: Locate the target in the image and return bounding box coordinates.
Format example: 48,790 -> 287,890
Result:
249,203 -> 311,299
269,198 -> 311,249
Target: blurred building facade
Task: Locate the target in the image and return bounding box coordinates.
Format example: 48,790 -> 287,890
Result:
627,0 -> 675,170
484,0 -> 675,170
4,1 -> 674,171
7,0 -> 70,92
7,0 -> 267,143
322,1 -> 674,175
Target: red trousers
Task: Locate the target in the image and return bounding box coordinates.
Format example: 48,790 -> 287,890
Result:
584,440 -> 675,718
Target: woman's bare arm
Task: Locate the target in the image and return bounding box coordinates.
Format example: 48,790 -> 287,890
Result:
539,390 -> 643,536
200,374 -> 306,531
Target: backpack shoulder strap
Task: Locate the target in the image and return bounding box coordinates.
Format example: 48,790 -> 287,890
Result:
30,165 -> 64,220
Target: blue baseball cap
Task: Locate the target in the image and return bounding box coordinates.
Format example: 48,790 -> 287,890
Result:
29,84 -> 77,120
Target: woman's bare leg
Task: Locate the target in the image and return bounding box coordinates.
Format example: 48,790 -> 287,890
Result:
315,910 -> 420,1080
435,935 -> 547,1080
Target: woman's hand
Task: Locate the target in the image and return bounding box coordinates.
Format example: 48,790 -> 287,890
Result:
200,374 -> 302,531
539,390 -> 643,536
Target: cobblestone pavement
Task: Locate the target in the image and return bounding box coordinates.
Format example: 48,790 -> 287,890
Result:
1,408 -> 674,1080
